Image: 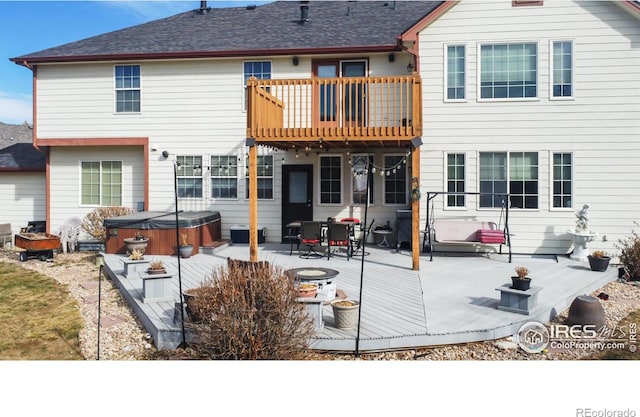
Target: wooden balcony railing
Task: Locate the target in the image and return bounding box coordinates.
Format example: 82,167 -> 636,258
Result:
246,75 -> 422,145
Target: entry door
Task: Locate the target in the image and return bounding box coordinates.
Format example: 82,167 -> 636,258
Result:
312,60 -> 367,128
282,164 -> 313,242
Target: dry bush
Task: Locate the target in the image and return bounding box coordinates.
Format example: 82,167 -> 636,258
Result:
185,262 -> 315,360
81,206 -> 134,241
616,223 -> 640,281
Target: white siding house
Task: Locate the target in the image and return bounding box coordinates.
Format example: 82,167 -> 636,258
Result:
418,0 -> 640,255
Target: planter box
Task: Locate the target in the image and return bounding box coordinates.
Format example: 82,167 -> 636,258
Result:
121,258 -> 149,277
140,272 -> 174,303
296,296 -> 324,331
230,225 -> 266,244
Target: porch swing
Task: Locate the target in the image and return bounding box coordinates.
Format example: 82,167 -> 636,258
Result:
422,191 -> 512,263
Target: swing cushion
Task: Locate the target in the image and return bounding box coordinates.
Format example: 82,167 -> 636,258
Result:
476,229 -> 505,244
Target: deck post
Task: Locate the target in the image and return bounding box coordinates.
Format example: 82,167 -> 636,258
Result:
247,139 -> 258,262
411,140 -> 421,271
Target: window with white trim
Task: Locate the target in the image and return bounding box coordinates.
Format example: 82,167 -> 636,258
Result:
210,155 -> 238,199
552,152 -> 572,208
551,40 -> 573,98
446,45 -> 466,100
446,153 -> 465,207
81,161 -> 122,205
115,65 -> 140,113
245,155 -> 273,199
383,155 -> 407,205
243,61 -> 271,111
479,152 -> 538,209
480,43 -> 537,99
176,155 -> 203,198
320,155 -> 342,204
352,155 -> 373,205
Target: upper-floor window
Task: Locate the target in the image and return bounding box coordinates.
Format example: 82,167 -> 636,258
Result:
479,43 -> 537,99
551,40 -> 573,98
479,152 -> 538,209
383,155 -> 407,205
81,161 -> 122,206
320,155 -> 342,204
243,61 -> 271,111
211,155 -> 238,199
446,45 -> 466,100
552,152 -> 572,208
352,155 -> 374,205
245,155 -> 273,199
115,65 -> 140,113
446,153 -> 465,207
176,155 -> 203,198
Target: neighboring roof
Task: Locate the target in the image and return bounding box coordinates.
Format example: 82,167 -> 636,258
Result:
11,1 -> 443,64
0,122 -> 45,171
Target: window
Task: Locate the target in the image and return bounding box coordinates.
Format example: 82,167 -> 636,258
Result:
115,65 -> 140,113
245,155 -> 273,199
320,156 -> 342,204
81,161 -> 122,205
352,155 -> 373,205
552,153 -> 572,208
243,61 -> 271,110
552,41 -> 573,98
446,153 -> 465,207
211,155 -> 238,199
384,155 -> 407,205
480,43 -> 537,99
176,155 -> 203,198
479,152 -> 538,209
446,45 -> 466,100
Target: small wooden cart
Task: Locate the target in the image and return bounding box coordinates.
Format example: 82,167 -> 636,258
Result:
14,233 -> 61,262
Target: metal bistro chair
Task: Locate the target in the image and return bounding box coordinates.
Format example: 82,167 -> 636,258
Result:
352,218 -> 375,257
299,221 -> 324,259
327,222 -> 352,261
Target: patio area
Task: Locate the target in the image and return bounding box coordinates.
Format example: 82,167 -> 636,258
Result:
100,243 -> 617,351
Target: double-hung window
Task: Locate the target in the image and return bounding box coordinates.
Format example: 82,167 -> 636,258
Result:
176,156 -> 203,198
479,43 -> 537,99
383,155 -> 407,205
552,153 -> 572,208
446,153 -> 466,207
245,155 -> 273,199
81,161 -> 122,206
479,152 -> 538,209
243,61 -> 271,111
319,155 -> 342,204
115,65 -> 140,112
445,45 -> 466,100
211,155 -> 238,199
551,40 -> 573,98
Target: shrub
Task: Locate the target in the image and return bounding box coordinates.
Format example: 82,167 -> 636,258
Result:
514,266 -> 529,279
184,262 -> 315,360
81,206 -> 134,241
616,223 -> 640,281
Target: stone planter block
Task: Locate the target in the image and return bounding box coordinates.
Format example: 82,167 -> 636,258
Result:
121,258 -> 149,277
140,272 -> 174,303
296,296 -> 324,331
496,284 -> 542,315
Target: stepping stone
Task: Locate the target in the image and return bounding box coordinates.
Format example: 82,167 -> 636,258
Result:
81,294 -> 103,304
81,280 -> 99,290
94,315 -> 125,328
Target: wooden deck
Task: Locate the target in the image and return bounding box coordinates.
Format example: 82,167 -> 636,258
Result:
101,243 -> 617,352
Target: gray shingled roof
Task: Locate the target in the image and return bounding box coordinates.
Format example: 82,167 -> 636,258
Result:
0,122 -> 45,171
13,1 -> 443,62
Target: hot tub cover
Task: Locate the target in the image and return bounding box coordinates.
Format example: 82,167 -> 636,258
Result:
103,211 -> 220,229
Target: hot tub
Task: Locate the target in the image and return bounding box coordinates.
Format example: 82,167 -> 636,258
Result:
103,211 -> 221,256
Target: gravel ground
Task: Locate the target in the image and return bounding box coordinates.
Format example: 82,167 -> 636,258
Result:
2,248 -> 638,360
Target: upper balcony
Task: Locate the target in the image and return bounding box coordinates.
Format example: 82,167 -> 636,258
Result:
246,74 -> 422,150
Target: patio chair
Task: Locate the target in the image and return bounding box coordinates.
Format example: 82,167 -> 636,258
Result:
299,221 -> 324,259
351,218 -> 375,257
57,217 -> 82,253
327,222 -> 352,261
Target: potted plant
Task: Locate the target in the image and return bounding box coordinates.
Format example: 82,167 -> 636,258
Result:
128,248 -> 145,260
124,230 -> 149,253
147,259 -> 166,275
511,266 -> 531,291
297,282 -> 318,298
178,232 -> 193,259
587,250 -> 610,272
330,299 -> 360,329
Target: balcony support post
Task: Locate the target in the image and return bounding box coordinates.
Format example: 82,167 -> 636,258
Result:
247,138 -> 258,262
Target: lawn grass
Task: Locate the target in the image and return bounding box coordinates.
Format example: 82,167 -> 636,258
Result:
0,261 -> 84,360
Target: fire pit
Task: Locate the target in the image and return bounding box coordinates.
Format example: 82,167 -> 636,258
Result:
286,267 -> 339,301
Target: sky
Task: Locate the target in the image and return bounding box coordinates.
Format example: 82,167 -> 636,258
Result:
0,0 -> 267,125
